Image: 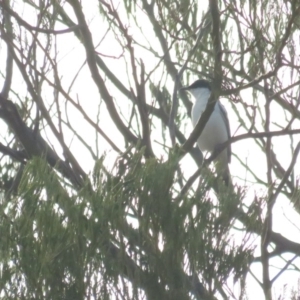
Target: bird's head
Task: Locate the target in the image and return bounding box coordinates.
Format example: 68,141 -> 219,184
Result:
180,79 -> 211,99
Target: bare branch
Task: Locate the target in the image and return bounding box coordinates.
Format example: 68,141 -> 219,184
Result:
0,1 -> 81,35
68,0 -> 139,148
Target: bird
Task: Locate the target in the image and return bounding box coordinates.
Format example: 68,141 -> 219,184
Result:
181,79 -> 231,185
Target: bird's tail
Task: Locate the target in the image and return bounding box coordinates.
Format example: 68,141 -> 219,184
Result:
222,164 -> 231,187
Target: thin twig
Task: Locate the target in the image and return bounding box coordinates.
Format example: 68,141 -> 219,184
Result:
169,13 -> 211,145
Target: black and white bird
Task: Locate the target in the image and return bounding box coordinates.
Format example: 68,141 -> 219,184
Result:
181,79 -> 231,184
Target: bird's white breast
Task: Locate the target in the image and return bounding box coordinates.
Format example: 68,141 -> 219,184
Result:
190,88 -> 229,167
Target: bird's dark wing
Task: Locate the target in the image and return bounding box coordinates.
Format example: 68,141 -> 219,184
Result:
219,102 -> 231,163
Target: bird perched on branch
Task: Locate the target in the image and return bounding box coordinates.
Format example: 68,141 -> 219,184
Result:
181,79 -> 231,185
